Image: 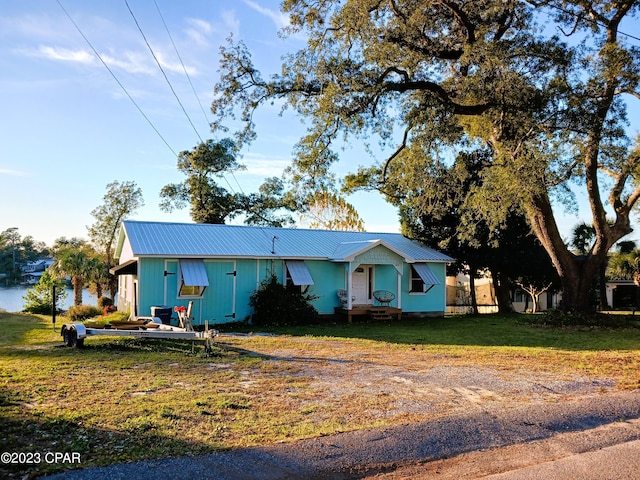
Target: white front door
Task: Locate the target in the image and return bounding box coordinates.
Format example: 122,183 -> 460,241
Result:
352,266 -> 371,305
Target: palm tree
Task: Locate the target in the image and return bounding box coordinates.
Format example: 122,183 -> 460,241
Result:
52,248 -> 91,306
85,256 -> 109,300
607,249 -> 640,283
607,247 -> 640,311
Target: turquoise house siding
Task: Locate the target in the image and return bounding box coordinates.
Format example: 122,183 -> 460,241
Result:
374,264 -> 400,306
134,258 -> 447,322
132,256 -> 447,323
303,260 -> 346,314
354,245 -> 404,271
401,262 -> 446,314
265,259 -> 345,315
137,257 -> 166,318
113,221 -> 453,324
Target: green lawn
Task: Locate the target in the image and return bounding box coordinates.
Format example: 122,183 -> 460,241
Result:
237,314 -> 640,350
1,312 -> 638,479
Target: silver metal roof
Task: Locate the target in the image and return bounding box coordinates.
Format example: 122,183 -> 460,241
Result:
120,220 -> 453,263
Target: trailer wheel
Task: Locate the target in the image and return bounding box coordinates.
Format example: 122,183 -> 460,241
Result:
63,327 -> 84,348
63,328 -> 77,347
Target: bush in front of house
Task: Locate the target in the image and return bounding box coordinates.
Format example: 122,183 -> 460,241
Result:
249,274 -> 318,326
67,304 -> 102,321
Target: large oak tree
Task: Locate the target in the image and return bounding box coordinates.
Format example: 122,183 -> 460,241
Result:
212,0 -> 640,312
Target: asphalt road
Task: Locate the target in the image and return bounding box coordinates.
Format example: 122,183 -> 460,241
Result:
42,390 -> 640,480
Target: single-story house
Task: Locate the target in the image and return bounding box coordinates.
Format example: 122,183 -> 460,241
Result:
111,220 -> 453,325
605,279 -> 639,309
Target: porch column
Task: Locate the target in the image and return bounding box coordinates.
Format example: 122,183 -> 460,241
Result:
397,268 -> 402,309
346,262 -> 352,310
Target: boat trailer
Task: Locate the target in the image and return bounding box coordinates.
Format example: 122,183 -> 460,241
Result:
60,302 -> 217,352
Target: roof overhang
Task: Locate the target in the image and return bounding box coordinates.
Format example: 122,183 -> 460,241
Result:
109,259 -> 138,276
329,240 -> 415,263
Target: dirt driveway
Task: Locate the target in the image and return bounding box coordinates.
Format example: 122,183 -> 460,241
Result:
227,335 -> 617,424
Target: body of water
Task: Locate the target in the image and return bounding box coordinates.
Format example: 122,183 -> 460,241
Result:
0,285 -> 97,313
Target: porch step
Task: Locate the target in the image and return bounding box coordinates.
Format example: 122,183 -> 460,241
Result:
369,308 -> 394,321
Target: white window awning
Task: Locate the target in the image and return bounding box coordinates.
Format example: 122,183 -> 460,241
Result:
285,260 -> 314,286
412,263 -> 440,285
179,259 -> 209,286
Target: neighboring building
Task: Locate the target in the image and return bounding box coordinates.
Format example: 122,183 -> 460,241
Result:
21,258 -> 54,273
605,279 -> 639,310
21,258 -> 54,285
446,273 -> 498,314
446,271 -> 561,313
110,221 -> 454,325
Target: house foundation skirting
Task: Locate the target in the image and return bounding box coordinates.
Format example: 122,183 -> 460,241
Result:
334,306 -> 402,323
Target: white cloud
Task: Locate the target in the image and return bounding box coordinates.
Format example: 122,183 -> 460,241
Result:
242,0 -> 290,30
154,50 -> 198,76
196,11 -> 239,39
185,18 -> 213,46
238,153 -> 291,177
35,45 -> 94,64
0,168 -> 29,177
101,50 -> 155,75
220,10 -> 241,37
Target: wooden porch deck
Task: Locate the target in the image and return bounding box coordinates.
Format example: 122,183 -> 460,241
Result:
334,305 -> 402,323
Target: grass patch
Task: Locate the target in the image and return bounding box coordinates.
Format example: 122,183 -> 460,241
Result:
1,312 -> 639,478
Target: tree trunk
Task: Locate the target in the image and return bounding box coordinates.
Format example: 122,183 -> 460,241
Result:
109,275 -> 118,300
524,193 -> 626,313
72,276 -> 84,306
468,271 -> 479,315
490,268 -> 513,313
532,293 -> 539,313
599,261 -> 610,311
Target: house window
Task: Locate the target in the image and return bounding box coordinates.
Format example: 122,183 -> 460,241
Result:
178,259 -> 209,298
514,290 -> 526,303
410,263 -> 440,294
410,266 -> 425,293
285,260 -> 314,293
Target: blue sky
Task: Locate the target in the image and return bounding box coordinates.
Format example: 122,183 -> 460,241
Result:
0,1 -> 638,248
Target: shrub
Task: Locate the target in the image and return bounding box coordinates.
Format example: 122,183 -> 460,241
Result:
22,270 -> 67,314
249,274 -> 318,326
527,309 -> 640,329
97,296 -> 114,309
67,304 -> 102,321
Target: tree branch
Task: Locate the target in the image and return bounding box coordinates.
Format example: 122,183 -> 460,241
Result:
381,127 -> 410,184
382,80 -> 492,114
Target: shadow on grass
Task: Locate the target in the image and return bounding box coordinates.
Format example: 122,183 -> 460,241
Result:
221,313 -> 640,351
0,384 -> 224,479
0,312 -> 57,347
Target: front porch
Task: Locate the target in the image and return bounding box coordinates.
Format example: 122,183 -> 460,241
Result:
334,305 -> 402,323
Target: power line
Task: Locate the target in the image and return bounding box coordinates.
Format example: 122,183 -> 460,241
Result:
150,0 -> 245,196
125,1 -> 243,197
153,0 -> 212,130
56,0 -> 178,157
124,0 -> 205,144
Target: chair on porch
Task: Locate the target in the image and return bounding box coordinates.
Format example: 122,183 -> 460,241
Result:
337,289 -> 355,307
373,290 -> 395,307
